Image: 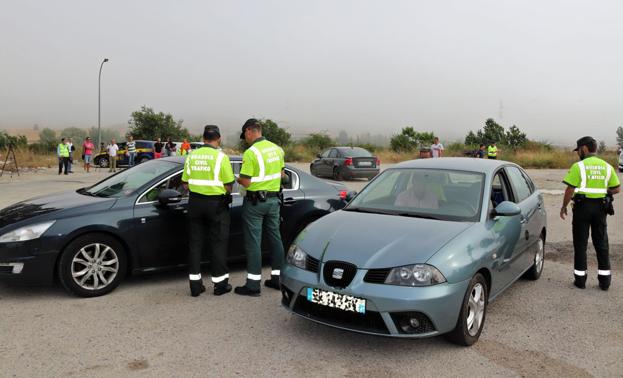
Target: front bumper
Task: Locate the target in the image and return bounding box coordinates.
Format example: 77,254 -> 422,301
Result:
0,239 -> 58,285
280,263 -> 470,338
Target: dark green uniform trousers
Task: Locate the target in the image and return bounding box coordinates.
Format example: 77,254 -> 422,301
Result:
572,198 -> 610,286
242,196 -> 284,290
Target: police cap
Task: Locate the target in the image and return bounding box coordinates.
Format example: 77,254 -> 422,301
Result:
240,118 -> 260,139
573,136 -> 596,151
203,125 -> 221,140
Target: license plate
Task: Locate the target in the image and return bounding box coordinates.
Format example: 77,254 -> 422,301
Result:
358,161 -> 372,167
307,287 -> 366,314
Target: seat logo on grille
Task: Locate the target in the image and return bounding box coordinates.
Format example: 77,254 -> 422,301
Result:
332,268 -> 344,279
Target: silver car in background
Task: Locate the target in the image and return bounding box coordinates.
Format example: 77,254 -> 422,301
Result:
281,158 -> 546,346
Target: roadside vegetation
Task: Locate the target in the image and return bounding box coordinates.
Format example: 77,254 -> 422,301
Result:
2,116 -> 622,169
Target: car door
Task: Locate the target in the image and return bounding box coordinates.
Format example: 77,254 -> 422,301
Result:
327,148 -> 339,176
505,166 -> 543,274
486,170 -> 523,293
133,171 -> 189,268
313,149 -> 331,177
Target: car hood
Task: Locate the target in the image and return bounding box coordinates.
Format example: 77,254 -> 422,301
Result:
0,190 -> 115,229
297,210 -> 474,269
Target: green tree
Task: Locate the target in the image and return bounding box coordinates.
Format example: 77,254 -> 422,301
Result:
464,131 -> 479,146
38,128 -> 58,148
598,140 -> 607,154
0,130 -> 27,149
482,118 -> 506,144
128,106 -> 190,141
616,126 -> 623,148
259,119 -> 291,146
87,127 -> 121,145
301,133 -> 335,152
505,125 -> 527,150
60,127 -> 88,142
390,127 -> 435,152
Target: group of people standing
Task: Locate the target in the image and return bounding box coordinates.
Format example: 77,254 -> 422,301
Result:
183,119 -> 286,298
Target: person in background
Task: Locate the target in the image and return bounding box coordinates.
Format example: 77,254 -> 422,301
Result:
107,139 -> 119,173
477,144 -> 486,158
82,137 -> 94,173
487,142 -> 499,159
180,138 -> 191,156
67,138 -> 75,173
126,135 -> 136,167
153,138 -> 163,159
430,137 -> 444,158
165,137 -> 177,157
57,138 -> 70,175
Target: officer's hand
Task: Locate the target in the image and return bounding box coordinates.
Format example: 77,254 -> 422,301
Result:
560,207 -> 567,220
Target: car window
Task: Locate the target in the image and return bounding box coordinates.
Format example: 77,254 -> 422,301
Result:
328,149 -> 338,158
348,168 -> 484,222
506,166 -> 532,203
339,147 -> 372,158
85,160 -> 179,198
490,171 -> 512,209
136,141 -> 151,149
320,149 -> 331,158
231,162 -> 242,193
139,172 -> 189,203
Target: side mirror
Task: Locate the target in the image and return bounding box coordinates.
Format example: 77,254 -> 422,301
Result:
158,189 -> 182,205
345,191 -> 358,202
493,201 -> 521,217
316,153 -> 322,158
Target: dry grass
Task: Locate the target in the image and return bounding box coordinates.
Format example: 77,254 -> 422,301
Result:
0,148 -> 58,169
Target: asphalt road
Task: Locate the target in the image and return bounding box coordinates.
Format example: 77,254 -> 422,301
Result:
0,163 -> 622,377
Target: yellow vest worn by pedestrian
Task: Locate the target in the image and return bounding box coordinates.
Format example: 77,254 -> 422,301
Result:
563,155 -> 620,199
181,146 -> 235,196
240,138 -> 285,192
58,143 -> 70,158
487,145 -> 497,157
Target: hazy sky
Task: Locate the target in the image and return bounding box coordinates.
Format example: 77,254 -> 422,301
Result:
2,0 -> 623,145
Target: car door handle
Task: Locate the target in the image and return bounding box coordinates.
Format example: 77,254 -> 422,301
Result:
283,197 -> 297,205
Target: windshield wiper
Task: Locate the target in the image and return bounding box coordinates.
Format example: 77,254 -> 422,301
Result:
395,212 -> 442,220
344,206 -> 395,215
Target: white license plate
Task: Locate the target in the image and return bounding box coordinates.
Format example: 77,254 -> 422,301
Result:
357,161 -> 372,167
307,287 -> 366,314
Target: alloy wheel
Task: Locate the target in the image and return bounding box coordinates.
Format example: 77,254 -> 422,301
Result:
71,243 -> 119,291
535,238 -> 544,274
466,283 -> 485,336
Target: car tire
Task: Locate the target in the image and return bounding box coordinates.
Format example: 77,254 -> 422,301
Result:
97,157 -> 109,168
523,233 -> 545,280
58,233 -> 127,297
332,167 -> 343,181
446,273 -> 488,346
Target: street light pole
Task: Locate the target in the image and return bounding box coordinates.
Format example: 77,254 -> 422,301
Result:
97,58 -> 109,149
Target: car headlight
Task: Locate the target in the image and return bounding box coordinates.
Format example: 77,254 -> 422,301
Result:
286,244 -> 307,270
384,264 -> 446,286
0,221 -> 56,243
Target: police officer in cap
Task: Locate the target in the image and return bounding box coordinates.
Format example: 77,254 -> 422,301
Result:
235,118 -> 286,296
182,125 -> 235,297
561,136 -> 620,290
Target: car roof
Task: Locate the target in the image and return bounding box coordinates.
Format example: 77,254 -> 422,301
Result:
393,157 -> 516,175
162,155 -> 242,165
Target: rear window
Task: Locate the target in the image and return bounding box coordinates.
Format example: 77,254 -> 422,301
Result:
339,148 -> 372,158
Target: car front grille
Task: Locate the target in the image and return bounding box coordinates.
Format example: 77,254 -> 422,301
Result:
364,268 -> 391,284
323,261 -> 357,288
293,295 -> 389,334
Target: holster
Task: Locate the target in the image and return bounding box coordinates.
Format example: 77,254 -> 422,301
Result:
222,193 -> 233,207
605,193 -> 615,216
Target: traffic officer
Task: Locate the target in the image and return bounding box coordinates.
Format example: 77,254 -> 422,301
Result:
487,142 -> 499,159
560,136 -> 620,290
181,125 -> 235,297
57,138 -> 70,175
234,118 -> 286,296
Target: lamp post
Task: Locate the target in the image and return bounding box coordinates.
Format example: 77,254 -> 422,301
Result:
97,58 -> 109,149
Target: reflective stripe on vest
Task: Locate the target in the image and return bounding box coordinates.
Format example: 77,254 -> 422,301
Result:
248,146 -> 281,183
187,151 -> 225,187
574,160 -> 608,195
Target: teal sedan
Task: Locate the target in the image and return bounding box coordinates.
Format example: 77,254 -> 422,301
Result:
281,158 -> 546,346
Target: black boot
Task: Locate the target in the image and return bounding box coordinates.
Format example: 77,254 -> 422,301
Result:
574,274 -> 586,289
264,275 -> 280,290
234,285 -> 261,297
190,280 -> 206,297
598,275 -> 611,291
214,279 -> 232,296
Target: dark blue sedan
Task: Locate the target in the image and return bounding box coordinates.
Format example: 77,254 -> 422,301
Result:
0,157 -> 349,297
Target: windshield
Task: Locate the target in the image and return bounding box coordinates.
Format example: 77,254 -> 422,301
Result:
340,147 -> 372,158
83,160 -> 179,198
347,168 -> 484,222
